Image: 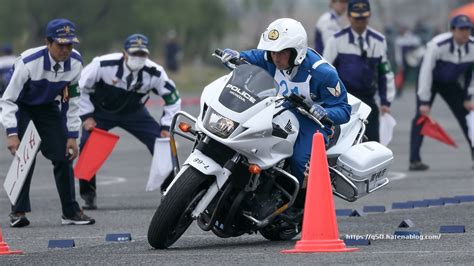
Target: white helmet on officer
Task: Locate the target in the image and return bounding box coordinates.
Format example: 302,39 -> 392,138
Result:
257,18 -> 308,66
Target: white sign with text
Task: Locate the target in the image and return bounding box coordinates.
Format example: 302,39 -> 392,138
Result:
3,121 -> 42,205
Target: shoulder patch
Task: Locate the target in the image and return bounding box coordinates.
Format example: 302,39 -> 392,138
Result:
100,59 -> 122,67
367,30 -> 385,42
436,38 -> 451,47
327,81 -> 341,97
22,48 -> 47,65
70,52 -> 83,64
143,66 -> 161,78
334,27 -> 350,38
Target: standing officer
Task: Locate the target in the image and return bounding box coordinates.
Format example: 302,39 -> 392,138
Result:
408,15 -> 474,171
0,19 -> 95,227
314,0 -> 348,54
78,33 -> 181,209
165,30 -> 181,72
324,0 -> 396,142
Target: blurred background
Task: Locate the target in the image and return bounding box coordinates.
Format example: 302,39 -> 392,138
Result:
0,0 -> 472,92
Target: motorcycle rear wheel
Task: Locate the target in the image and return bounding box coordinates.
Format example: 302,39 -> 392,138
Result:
147,167 -> 209,249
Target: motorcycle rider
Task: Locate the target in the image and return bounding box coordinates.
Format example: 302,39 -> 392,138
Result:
221,18 -> 351,194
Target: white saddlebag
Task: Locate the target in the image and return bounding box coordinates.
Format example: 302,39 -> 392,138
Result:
335,141 -> 393,199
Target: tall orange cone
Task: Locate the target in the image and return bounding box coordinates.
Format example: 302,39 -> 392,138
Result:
0,228 -> 23,255
74,128 -> 120,181
282,132 -> 358,253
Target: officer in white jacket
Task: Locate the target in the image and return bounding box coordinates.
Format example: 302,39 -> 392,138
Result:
0,19 -> 95,227
78,33 -> 181,209
314,0 -> 348,54
409,15 -> 474,171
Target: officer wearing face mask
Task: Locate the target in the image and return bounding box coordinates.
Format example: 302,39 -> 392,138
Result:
77,33 -> 181,209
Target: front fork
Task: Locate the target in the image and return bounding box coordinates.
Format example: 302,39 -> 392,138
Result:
190,153 -> 241,218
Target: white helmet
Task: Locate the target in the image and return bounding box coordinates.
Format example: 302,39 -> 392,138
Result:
257,18 -> 308,66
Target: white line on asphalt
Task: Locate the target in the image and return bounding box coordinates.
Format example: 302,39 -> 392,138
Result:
96,176 -> 127,185
388,171 -> 407,181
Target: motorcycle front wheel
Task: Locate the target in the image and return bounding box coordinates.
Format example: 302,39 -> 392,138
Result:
147,167 -> 210,249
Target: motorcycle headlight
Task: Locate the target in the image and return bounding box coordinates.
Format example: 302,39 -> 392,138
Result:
204,109 -> 238,138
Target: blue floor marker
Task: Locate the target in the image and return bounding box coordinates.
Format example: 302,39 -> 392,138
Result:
105,233 -> 132,242
336,209 -> 353,217
393,231 -> 421,238
412,200 -> 429,208
439,197 -> 461,204
424,199 -> 444,206
439,225 -> 465,233
363,205 -> 386,213
48,239 -> 75,248
343,238 -> 370,246
392,202 -> 414,209
454,195 -> 474,203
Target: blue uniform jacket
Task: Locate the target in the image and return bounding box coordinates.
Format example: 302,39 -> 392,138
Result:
239,48 -> 351,131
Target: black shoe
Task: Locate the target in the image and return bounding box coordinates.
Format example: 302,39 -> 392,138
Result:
409,161 -> 429,171
9,212 -> 30,228
82,196 -> 97,210
61,211 -> 95,225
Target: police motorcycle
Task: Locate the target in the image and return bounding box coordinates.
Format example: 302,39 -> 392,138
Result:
147,49 -> 393,249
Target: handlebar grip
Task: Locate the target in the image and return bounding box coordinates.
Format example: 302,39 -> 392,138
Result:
288,93 -> 311,110
215,48 -> 246,66
287,93 -> 334,127
214,48 -> 224,57
321,116 -> 334,127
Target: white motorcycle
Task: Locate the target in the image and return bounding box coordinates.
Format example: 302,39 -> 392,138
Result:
147,50 -> 393,249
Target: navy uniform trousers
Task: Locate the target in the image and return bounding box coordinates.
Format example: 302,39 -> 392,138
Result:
13,103 -> 81,218
290,112 -> 330,185
349,91 -> 380,142
409,82 -> 474,163
79,106 -> 161,199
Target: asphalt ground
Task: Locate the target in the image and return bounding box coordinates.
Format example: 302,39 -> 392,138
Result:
0,87 -> 473,264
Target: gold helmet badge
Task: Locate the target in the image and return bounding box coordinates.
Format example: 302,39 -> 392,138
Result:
268,29 -> 279,40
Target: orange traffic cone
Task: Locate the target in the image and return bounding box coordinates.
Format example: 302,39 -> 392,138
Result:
0,228 -> 23,255
74,128 -> 120,181
282,132 -> 358,253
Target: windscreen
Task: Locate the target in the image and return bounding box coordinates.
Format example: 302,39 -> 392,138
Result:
218,64 -> 278,113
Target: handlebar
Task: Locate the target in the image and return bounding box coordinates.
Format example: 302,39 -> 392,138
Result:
214,48 -> 247,66
214,48 -> 224,57
285,93 -> 334,128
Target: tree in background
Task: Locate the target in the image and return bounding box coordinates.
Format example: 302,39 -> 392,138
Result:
0,0 -> 230,62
